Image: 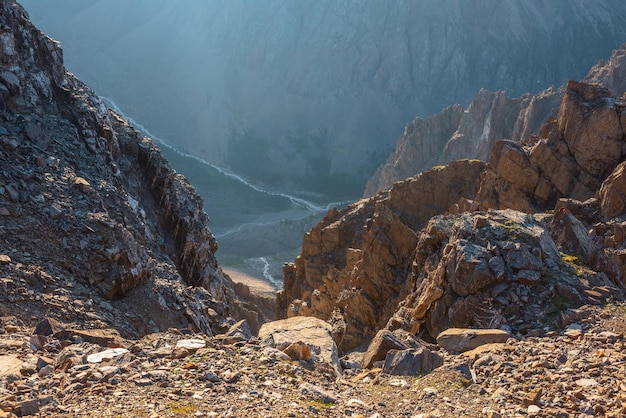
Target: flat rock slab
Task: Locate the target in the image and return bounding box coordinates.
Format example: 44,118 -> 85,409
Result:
0,354 -> 22,376
437,328 -> 510,353
258,316 -> 341,375
175,339 -> 206,351
86,348 -> 130,364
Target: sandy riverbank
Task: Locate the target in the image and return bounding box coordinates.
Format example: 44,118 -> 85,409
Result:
222,266 -> 278,297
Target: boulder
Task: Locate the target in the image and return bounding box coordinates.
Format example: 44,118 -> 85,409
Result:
258,316 -> 341,375
548,208 -> 597,264
557,81 -> 623,181
0,355 -> 22,377
381,347 -> 444,376
361,330 -> 409,369
437,328 -> 510,353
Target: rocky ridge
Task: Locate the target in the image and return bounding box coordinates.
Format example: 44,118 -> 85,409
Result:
364,43 -> 626,198
279,80 -> 626,355
0,0 -> 269,343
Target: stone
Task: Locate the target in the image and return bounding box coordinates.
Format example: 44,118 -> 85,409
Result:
575,378 -> 598,387
299,383 -> 337,404
361,330 -> 409,369
225,319 -> 252,340
600,161 -> 626,219
55,328 -> 126,348
381,347 -> 444,376
558,81 -> 623,180
33,318 -> 65,336
0,355 -> 22,377
436,328 -> 510,353
174,339 -> 206,351
522,388 -> 543,406
0,254 -> 10,264
35,356 -> 54,371
258,316 -> 341,375
279,341 -> 311,361
48,202 -> 63,219
527,405 -> 541,415
4,184 -> 18,202
37,365 -> 54,378
548,208 -> 596,264
29,335 -> 47,351
204,371 -> 219,383
73,177 -> 91,193
14,399 -> 38,417
86,348 -> 130,364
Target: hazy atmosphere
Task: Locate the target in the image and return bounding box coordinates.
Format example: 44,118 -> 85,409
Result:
6,1 -> 626,415
20,0 -> 626,283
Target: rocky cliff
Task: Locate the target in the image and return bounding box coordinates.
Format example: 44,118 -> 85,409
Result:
279,80 -> 626,353
20,0 -> 626,197
364,43 -> 626,198
364,87 -> 562,196
0,0 -> 267,339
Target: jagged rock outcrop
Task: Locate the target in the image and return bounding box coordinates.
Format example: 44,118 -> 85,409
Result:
278,159 -> 486,351
280,80 -> 626,352
585,43 -> 626,98
476,81 -> 625,212
389,209 -> 624,342
0,0 -> 265,339
363,105 -> 464,196
364,86 -> 562,197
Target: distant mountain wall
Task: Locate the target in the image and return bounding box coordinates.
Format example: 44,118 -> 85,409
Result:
364,44 -> 626,197
20,0 -> 626,197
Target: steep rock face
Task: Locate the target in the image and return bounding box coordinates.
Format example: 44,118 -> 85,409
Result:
363,105 -> 463,197
600,161 -> 626,219
585,43 -> 626,97
278,160 -> 486,351
365,86 -> 562,197
477,81 -> 625,212
0,0 -> 263,338
281,81 -> 626,352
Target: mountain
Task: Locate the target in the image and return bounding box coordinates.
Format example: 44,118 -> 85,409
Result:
19,0 -> 626,198
365,43 -> 626,197
5,2 -> 626,416
363,86 -> 563,196
278,78 -> 626,352
0,0 -> 271,339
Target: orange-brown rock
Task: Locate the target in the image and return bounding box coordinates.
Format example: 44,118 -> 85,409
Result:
364,87 -> 561,198
476,81 -> 626,212
600,161 -> 626,219
278,160 -> 486,352
281,81 -> 626,352
366,43 -> 626,200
